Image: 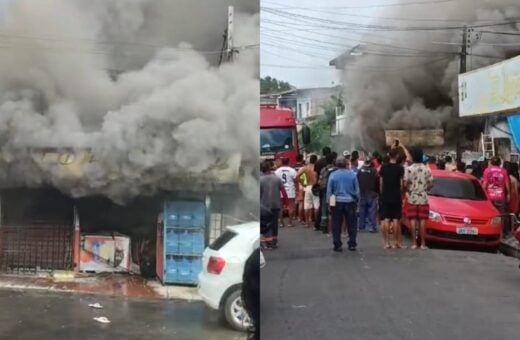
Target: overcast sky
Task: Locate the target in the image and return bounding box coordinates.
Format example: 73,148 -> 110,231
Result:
261,0 -> 377,88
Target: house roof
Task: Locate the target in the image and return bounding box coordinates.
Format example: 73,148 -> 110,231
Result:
330,44 -> 364,69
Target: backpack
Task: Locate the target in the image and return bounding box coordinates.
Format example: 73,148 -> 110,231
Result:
319,165 -> 332,190
487,167 -> 506,201
320,166 -> 337,191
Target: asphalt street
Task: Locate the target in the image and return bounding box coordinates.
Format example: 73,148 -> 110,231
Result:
261,226 -> 520,340
0,289 -> 244,340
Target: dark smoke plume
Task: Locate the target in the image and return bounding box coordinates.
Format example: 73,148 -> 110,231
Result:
341,0 -> 520,150
0,0 -> 259,204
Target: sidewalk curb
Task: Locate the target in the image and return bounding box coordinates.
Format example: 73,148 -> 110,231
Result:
0,277 -> 201,302
500,236 -> 520,259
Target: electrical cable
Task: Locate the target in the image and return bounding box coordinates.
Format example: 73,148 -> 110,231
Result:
262,56 -> 451,73
261,0 -> 455,10
263,26 -> 458,56
479,30 -> 520,36
263,8 -> 520,32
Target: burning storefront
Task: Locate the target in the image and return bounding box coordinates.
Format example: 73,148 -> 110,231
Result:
0,0 -> 259,284
0,148 -> 255,282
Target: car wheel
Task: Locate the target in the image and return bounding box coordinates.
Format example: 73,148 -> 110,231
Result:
223,289 -> 252,332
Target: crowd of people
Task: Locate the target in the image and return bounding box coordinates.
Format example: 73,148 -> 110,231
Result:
260,140 -> 520,251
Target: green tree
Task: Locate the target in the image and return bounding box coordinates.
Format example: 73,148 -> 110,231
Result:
302,95 -> 345,153
260,76 -> 293,94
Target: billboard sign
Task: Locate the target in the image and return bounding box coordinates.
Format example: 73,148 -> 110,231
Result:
458,55 -> 520,117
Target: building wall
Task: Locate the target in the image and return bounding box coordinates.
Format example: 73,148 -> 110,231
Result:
274,86 -> 343,122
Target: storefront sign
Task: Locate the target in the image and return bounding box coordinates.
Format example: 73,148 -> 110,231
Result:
459,55 -> 520,117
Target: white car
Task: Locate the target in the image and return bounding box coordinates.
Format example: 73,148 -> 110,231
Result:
198,221 -> 259,331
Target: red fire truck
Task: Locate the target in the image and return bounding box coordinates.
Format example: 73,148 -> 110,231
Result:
260,104 -> 310,167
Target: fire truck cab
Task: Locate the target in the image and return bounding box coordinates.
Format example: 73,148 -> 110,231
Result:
260,104 -> 310,167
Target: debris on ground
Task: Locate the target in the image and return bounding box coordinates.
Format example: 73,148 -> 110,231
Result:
93,317 -> 111,324
88,303 -> 103,309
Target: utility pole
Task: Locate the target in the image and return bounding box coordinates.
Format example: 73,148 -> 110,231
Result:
226,6 -> 235,62
219,6 -> 237,65
455,26 -> 468,162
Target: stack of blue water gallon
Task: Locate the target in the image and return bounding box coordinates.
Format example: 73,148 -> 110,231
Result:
163,200 -> 206,285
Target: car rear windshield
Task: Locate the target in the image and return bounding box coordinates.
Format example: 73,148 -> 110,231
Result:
209,230 -> 237,251
429,177 -> 487,201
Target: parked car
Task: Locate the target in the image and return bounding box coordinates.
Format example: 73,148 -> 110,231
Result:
402,170 -> 502,250
198,222 -> 259,331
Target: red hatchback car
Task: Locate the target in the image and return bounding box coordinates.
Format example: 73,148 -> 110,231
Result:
402,170 -> 502,249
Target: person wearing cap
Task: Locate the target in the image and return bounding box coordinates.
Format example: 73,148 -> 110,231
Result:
326,156 -> 359,252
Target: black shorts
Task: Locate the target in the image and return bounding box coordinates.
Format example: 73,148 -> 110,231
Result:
380,201 -> 402,220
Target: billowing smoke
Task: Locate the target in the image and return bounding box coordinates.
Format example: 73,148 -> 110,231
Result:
0,0 -> 259,204
341,0 -> 520,150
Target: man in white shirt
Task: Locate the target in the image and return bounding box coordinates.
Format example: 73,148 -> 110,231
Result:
275,158 -> 298,227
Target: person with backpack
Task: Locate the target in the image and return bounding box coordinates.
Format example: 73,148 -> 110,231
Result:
319,153 -> 338,234
357,157 -> 379,233
482,156 -> 510,214
314,147 -> 332,231
260,161 -> 288,248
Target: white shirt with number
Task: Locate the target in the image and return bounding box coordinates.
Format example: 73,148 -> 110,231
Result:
275,166 -> 297,199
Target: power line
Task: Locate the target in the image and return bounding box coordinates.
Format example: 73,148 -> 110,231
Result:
262,41 -> 334,60
263,8 -> 520,32
264,7 -> 504,24
261,0 -> 455,10
262,56 -> 451,73
479,30 -> 520,36
0,39 -> 258,59
0,30 -> 259,55
263,24 -> 457,56
262,19 -> 460,54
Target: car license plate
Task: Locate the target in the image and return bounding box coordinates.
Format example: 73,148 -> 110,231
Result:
456,227 -> 478,235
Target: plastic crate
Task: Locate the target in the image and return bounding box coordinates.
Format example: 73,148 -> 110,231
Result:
164,201 -> 206,229
164,229 -> 180,253
178,230 -> 205,254
165,213 -> 180,227
164,255 -> 202,285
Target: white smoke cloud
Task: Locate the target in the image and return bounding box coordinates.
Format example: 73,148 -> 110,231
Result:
0,0 -> 259,203
341,0 -> 520,150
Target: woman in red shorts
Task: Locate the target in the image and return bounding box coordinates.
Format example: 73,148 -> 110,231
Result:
404,147 -> 433,249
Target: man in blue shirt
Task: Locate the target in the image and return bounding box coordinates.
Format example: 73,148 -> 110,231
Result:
327,156 -> 360,252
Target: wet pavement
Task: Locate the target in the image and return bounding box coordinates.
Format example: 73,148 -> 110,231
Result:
262,225 -> 520,340
0,273 -> 199,300
0,289 -> 245,340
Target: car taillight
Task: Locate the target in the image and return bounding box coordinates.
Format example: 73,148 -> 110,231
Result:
207,256 -> 226,274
